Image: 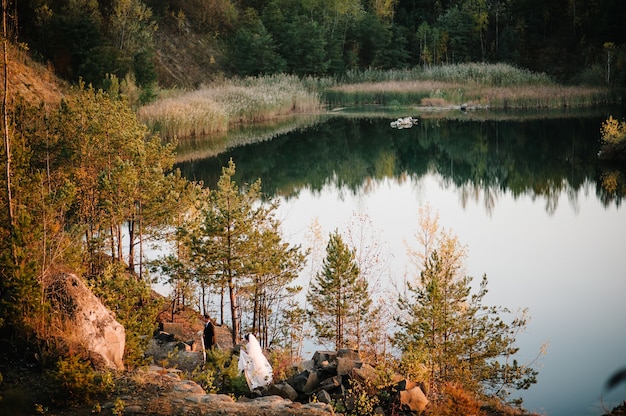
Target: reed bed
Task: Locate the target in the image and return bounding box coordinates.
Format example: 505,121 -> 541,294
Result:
336,62 -> 554,87
324,80 -> 465,107
139,64 -> 615,139
324,64 -> 614,108
480,85 -> 614,108
138,74 -> 322,140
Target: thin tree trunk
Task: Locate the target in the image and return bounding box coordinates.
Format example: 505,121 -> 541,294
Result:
220,283 -> 225,325
138,201 -> 143,279
228,276 -> 240,345
2,0 -> 15,265
128,219 -> 135,272
252,282 -> 259,336
110,225 -> 116,260
116,224 -> 122,263
201,283 -> 206,315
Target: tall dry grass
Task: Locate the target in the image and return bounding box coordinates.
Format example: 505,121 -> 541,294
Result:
323,63 -> 614,108
138,74 -> 322,140
479,85 -> 613,109
139,65 -> 615,139
335,63 -> 553,87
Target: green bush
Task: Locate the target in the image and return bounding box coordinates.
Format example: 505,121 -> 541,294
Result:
89,263 -> 162,369
200,349 -> 249,396
52,354 -> 115,402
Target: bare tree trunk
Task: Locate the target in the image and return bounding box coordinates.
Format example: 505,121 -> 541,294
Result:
128,218 -> 135,273
220,283 -> 225,325
138,201 -> 143,279
228,277 -> 240,345
252,282 -> 259,337
116,224 -> 122,263
110,225 -> 116,260
2,0 -> 16,265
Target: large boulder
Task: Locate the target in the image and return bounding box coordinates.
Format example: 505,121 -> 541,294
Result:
48,272 -> 125,370
399,385 -> 428,413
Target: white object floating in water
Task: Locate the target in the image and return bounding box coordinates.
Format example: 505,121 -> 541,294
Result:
390,116 -> 418,129
238,334 -> 273,390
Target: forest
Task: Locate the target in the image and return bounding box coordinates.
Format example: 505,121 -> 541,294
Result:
14,0 -> 626,95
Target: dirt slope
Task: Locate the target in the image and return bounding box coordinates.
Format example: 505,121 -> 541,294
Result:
1,45 -> 66,105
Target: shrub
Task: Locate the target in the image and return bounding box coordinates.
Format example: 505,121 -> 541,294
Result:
201,348 -> 249,396
339,377 -> 381,416
267,349 -> 297,382
601,116 -> 626,144
52,354 -> 115,402
337,63 -> 553,87
190,366 -> 218,394
88,263 -> 162,369
425,383 -> 486,416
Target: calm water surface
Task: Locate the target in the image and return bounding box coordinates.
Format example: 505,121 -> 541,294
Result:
176,109 -> 626,416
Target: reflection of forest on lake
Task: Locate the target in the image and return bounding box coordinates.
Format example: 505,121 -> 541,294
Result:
175,111 -> 625,213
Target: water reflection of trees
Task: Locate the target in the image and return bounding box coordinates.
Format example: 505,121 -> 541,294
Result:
175,116 -> 624,213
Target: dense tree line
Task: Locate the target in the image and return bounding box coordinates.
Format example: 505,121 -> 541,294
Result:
0,86 -> 185,365
14,0 -> 626,90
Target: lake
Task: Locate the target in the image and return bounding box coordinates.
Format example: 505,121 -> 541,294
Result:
175,107 -> 626,416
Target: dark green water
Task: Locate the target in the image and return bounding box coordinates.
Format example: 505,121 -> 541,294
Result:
176,110 -> 624,209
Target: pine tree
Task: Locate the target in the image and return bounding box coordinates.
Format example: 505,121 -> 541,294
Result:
307,230 -> 371,350
395,208 -> 538,399
190,159 -> 259,344
189,159 -> 304,346
245,219 -> 306,348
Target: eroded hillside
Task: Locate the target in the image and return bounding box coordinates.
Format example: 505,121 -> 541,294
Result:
1,45 -> 66,105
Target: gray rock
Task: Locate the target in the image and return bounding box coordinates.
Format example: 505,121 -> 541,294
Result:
296,359 -> 315,372
336,356 -> 362,376
303,370 -> 321,394
319,375 -> 341,390
337,349 -> 360,360
289,369 -> 310,392
316,389 -> 332,404
268,382 -> 299,401
313,351 -> 337,367
351,363 -> 378,385
198,394 -> 235,404
174,380 -> 206,395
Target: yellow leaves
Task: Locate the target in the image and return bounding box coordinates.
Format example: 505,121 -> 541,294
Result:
601,116 -> 626,144
372,0 -> 396,22
601,171 -> 621,195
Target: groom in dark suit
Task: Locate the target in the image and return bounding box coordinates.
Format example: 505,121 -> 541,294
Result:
203,315 -> 216,350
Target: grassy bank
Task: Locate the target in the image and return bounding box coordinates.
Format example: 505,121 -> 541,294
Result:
138,74 -> 322,140
322,63 -> 614,108
139,64 -> 616,140
323,82 -> 612,108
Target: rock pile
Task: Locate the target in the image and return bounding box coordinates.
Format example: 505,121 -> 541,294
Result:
390,116 -> 419,129
111,365 -> 335,416
267,349 -> 428,414
145,319 -> 427,414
